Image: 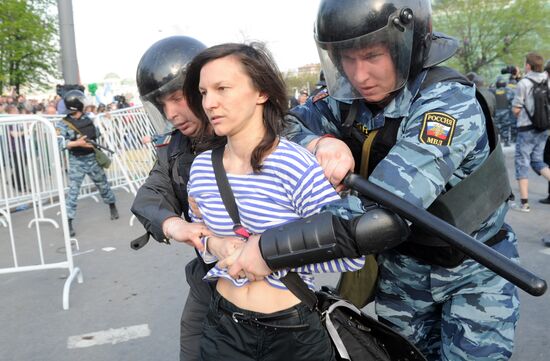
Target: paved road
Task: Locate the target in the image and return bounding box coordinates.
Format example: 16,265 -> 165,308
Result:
1,146 -> 549,361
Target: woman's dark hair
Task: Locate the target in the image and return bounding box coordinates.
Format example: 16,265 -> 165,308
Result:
184,42 -> 288,172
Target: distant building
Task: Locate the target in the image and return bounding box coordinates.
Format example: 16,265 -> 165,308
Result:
297,63 -> 321,75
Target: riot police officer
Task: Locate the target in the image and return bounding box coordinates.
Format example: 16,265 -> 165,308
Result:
226,1 -> 519,360
130,36 -> 228,361
56,90 -> 118,237
493,76 -> 515,146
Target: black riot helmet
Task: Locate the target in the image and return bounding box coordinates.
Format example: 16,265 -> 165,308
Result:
136,36 -> 206,131
64,89 -> 86,113
495,76 -> 507,88
314,0 -> 459,100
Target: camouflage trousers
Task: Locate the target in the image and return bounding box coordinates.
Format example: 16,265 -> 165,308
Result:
494,110 -> 515,146
376,228 -> 520,361
66,153 -> 116,220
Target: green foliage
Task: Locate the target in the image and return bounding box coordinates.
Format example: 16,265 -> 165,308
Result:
433,0 -> 550,82
0,0 -> 60,94
283,71 -> 319,96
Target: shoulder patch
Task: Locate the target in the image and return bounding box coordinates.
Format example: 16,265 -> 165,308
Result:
312,89 -> 329,103
419,112 -> 456,146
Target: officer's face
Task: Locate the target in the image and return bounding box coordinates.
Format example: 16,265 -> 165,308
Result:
161,90 -> 201,137
340,44 -> 397,103
199,55 -> 267,137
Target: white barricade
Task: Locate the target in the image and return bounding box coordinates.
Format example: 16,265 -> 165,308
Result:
95,106 -> 158,225
1,106 -> 158,230
0,116 -> 83,310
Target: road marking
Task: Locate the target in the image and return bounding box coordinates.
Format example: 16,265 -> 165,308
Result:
73,249 -> 95,257
67,324 -> 150,349
539,248 -> 550,256
102,247 -> 116,252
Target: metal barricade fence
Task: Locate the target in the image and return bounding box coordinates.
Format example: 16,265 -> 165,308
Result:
0,116 -> 83,310
95,106 -> 158,225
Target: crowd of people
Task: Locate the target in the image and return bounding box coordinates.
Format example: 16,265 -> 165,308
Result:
0,90 -> 133,117
0,93 -> 59,116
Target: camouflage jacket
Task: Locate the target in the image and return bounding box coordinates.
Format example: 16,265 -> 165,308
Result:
284,69 -> 507,242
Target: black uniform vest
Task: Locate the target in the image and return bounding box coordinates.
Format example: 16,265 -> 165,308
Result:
65,115 -> 97,156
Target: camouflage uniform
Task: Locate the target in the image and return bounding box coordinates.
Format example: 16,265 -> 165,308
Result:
56,115 -> 116,220
285,69 -> 519,361
492,87 -> 515,146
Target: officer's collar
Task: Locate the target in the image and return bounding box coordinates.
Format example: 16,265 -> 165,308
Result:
382,70 -> 428,119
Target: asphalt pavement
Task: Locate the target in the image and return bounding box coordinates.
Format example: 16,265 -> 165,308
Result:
1,145 -> 549,361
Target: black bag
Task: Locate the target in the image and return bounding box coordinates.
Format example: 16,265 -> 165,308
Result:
282,272 -> 426,361
523,78 -> 550,131
316,286 -> 426,361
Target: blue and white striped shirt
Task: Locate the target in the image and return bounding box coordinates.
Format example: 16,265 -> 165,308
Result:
188,138 -> 365,290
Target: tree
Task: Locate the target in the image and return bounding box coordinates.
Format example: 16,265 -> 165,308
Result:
433,0 -> 550,80
283,72 -> 319,97
0,0 -> 59,94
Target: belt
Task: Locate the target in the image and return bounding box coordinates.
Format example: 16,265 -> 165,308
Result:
218,301 -> 310,331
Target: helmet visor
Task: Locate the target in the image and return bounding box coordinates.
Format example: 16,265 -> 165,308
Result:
316,13 -> 414,101
139,69 -> 185,134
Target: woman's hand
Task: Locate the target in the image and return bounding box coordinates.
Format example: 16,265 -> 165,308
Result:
217,235 -> 271,281
207,235 -> 246,260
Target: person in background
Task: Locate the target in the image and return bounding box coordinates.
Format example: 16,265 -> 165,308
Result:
5,105 -> 28,193
44,105 -> 58,115
56,89 -> 119,236
310,70 -> 327,97
511,52 -> 550,212
492,76 -> 516,146
466,72 -> 496,117
297,89 -> 309,105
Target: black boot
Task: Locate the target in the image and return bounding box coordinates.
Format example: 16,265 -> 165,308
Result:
68,219 -> 76,237
109,203 -> 119,220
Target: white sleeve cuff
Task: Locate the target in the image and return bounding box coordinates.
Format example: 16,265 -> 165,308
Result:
199,236 -> 218,264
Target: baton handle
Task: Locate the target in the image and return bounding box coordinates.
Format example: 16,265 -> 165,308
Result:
344,173 -> 547,297
86,140 -> 115,154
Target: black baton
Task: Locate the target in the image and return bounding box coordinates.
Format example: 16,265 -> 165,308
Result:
86,140 -> 115,154
344,173 -> 547,297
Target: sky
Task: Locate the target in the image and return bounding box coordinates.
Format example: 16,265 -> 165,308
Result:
71,0 -> 322,84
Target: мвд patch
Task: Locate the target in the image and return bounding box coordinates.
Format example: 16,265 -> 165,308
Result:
419,111 -> 456,146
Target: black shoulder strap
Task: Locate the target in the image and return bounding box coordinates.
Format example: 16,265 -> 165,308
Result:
211,146 -> 241,226
281,273 -> 318,310
420,66 -> 471,91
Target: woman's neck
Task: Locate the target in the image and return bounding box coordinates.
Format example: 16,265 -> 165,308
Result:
224,111 -> 267,174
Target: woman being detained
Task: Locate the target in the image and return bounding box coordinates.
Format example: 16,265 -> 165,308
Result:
185,42 -> 365,361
